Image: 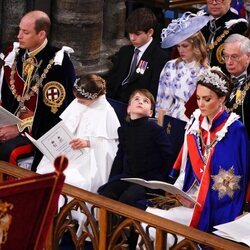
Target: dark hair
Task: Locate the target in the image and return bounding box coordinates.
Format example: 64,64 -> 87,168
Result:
35,16 -> 51,36
126,8 -> 157,34
73,74 -> 106,99
128,89 -> 155,111
24,11 -> 51,36
197,68 -> 233,101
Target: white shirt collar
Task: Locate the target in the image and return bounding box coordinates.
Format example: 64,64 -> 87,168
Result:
136,37 -> 153,62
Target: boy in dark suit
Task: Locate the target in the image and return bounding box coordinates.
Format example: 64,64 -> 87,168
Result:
98,89 -> 173,210
106,8 -> 170,104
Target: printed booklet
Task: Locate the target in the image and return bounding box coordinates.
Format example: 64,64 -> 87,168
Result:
25,121 -> 83,162
121,177 -> 198,205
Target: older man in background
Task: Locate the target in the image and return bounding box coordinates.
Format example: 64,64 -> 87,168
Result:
201,0 -> 248,73
223,34 -> 250,138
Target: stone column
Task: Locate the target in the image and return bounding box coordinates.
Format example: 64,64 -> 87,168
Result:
103,0 -> 129,55
50,0 -> 107,76
1,0 -> 27,50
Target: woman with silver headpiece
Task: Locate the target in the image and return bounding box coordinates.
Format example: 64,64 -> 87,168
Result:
155,12 -> 210,121
37,74 -> 120,193
141,67 -> 249,246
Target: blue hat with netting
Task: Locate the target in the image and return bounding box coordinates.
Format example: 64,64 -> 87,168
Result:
161,11 -> 211,48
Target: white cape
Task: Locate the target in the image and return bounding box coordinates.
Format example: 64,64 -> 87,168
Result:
36,95 -> 120,193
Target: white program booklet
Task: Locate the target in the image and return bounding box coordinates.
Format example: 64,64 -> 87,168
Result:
25,121 -> 83,163
213,213 -> 250,247
121,177 -> 199,205
0,106 -> 22,127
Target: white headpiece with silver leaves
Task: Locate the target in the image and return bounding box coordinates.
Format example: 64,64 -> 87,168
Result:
74,78 -> 98,100
197,66 -> 228,93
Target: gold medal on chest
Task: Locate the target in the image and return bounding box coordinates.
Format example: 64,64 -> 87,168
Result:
43,81 -> 66,114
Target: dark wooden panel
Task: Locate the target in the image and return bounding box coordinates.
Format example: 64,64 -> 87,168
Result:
131,0 -> 206,11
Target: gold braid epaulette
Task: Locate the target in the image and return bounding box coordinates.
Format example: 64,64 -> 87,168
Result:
225,81 -> 250,113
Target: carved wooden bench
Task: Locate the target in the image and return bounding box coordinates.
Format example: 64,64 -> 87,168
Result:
0,161 -> 248,250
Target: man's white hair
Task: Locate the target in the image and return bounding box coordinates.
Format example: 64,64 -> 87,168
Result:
224,34 -> 250,54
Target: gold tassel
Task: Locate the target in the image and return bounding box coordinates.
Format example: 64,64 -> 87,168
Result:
147,193 -> 181,210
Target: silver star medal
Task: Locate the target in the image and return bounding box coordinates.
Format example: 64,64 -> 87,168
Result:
211,166 -> 241,199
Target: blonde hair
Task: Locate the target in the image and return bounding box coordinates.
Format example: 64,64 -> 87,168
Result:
176,31 -> 208,67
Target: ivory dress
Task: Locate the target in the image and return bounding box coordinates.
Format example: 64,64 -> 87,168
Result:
36,95 -> 120,193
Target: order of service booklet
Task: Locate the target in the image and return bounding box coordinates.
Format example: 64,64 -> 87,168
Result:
213,213 -> 250,247
25,121 -> 83,163
121,177 -> 198,205
0,106 -> 22,126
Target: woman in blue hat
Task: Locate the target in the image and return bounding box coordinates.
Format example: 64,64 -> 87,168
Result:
155,12 -> 210,121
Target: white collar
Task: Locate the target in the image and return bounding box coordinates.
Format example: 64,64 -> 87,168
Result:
136,37 -> 153,55
200,116 -> 212,132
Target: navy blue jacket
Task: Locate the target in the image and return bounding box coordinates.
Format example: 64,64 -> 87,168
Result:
109,117 -> 174,181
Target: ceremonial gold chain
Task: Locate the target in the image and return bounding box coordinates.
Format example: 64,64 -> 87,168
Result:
207,29 -> 230,51
9,52 -> 54,104
225,82 -> 250,113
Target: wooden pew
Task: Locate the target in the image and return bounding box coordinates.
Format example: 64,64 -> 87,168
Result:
0,161 -> 248,250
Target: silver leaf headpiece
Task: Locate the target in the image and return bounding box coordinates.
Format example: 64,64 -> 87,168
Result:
74,78 -> 98,100
197,66 -> 228,94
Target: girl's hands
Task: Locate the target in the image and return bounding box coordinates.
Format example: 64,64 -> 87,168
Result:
69,138 -> 90,150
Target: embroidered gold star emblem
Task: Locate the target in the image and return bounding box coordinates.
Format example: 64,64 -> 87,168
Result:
211,167 -> 241,199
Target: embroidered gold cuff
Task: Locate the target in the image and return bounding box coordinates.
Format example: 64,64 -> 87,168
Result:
17,116 -> 34,132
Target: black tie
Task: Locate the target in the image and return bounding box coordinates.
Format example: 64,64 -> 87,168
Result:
122,48 -> 140,86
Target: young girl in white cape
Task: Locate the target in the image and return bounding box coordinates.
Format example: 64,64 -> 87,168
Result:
36,74 -> 120,193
